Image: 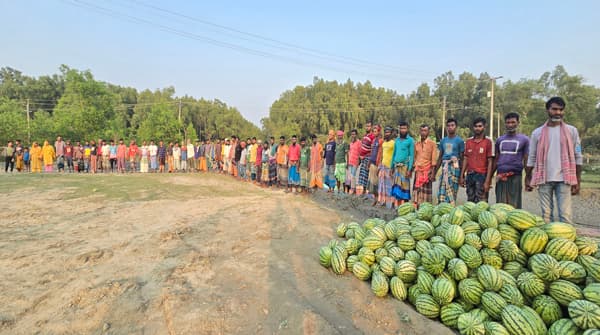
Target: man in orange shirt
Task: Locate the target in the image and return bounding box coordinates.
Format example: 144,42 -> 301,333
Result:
309,134 -> 324,191
413,124 -> 438,205
276,136 -> 289,188
128,139 -> 139,173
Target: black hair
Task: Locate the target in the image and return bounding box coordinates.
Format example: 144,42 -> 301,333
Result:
472,117 -> 487,126
420,124 -> 430,129
270,136 -> 275,140
252,137 -> 256,140
291,134 -> 297,138
280,136 -> 286,140
505,112 -> 520,122
311,134 -> 317,139
546,97 -> 566,110
300,137 -> 306,142
398,121 -> 409,127
351,129 -> 358,134
446,118 -> 458,126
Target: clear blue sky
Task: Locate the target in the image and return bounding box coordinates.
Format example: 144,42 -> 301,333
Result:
2,0 -> 599,126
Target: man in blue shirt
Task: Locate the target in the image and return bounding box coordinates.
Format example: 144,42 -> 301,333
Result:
391,121 -> 415,206
435,118 -> 465,205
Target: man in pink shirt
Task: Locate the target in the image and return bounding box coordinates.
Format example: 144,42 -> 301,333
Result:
347,129 -> 361,194
128,140 -> 139,172
287,135 -> 301,192
116,139 -> 127,173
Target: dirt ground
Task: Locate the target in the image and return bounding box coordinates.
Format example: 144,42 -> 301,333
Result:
0,173 -> 455,335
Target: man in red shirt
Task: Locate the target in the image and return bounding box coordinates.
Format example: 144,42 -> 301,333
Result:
287,135 -> 301,192
460,117 -> 494,202
128,140 -> 139,172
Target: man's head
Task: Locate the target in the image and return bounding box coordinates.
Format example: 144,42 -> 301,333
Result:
365,122 -> 372,133
383,126 -> 392,140
159,140 -> 164,146
57,136 -> 62,142
372,124 -> 381,137
291,135 -> 297,145
311,134 -> 318,144
350,129 -> 358,141
472,117 -> 486,136
119,139 -> 124,145
546,96 -> 566,123
336,130 -> 344,142
398,121 -> 409,138
252,137 -> 257,144
446,118 -> 458,135
300,136 -> 306,146
504,112 -> 520,134
419,124 -> 430,139
269,136 -> 275,144
279,136 -> 285,145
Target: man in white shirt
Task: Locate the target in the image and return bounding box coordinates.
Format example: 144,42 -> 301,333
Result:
148,140 -> 158,173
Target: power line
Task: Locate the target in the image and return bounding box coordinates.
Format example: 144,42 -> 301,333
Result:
61,0 -> 426,81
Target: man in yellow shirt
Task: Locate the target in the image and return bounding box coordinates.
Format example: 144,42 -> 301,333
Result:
276,136 -> 289,188
377,127 -> 395,208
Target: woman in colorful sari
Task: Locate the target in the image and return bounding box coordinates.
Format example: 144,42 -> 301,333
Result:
29,142 -> 42,173
42,140 -> 56,173
309,134 -> 324,190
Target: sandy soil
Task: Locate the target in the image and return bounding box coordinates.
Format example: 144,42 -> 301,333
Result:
0,174 -> 454,335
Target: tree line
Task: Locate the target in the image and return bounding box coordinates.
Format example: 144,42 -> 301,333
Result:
1,65 -> 599,152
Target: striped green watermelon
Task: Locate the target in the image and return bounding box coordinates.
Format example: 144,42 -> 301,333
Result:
395,260 -> 417,283
417,203 -> 434,221
387,246 -> 405,261
434,202 -> 454,216
449,207 -> 466,225
447,258 -> 469,281
433,243 -> 457,262
460,244 -> 483,269
499,284 -> 525,306
336,222 -> 348,237
507,209 -> 537,231
352,261 -> 372,280
408,284 -> 422,305
549,279 -> 584,306
405,250 -> 421,266
490,202 -> 515,211
431,277 -> 455,306
584,283 -> 600,305
346,255 -> 359,272
498,223 -> 521,245
383,240 -> 396,251
390,276 -> 407,300
587,259 -> 600,282
490,208 -> 510,225
583,329 -> 600,335
578,255 -> 598,272
481,291 -> 508,320
481,248 -> 504,269
478,211 -> 499,229
457,312 -> 485,335
415,293 -> 440,319
395,224 -> 411,236
422,249 -> 446,275
522,305 -> 549,334
416,239 -> 433,256
576,237 -> 599,256
477,264 -> 503,291
484,321 -> 510,335
331,246 -> 347,275
520,227 -> 549,255
379,256 -> 396,277
371,270 -> 389,297
431,214 -> 442,227
344,238 -> 361,255
569,300 -> 600,330
498,269 -> 517,287
560,260 -> 588,284
465,233 -> 483,250
440,302 -> 465,328
319,246 -> 333,268
501,304 -> 546,335
369,226 -> 387,241
384,222 -> 398,241
462,220 -> 482,235
374,248 -> 388,263
445,224 -> 465,249
397,234 -> 416,251
362,235 -> 384,251
345,228 -> 355,239
503,261 -> 525,278
532,295 -> 563,326
548,318 -> 582,335
411,220 -> 435,240
357,247 -> 376,265
417,269 -> 435,294
353,226 -> 366,241
458,278 -> 485,305
397,202 -> 415,216
498,240 -> 522,262
429,235 -> 446,245
481,228 -> 502,249
529,253 -> 561,282
543,222 -> 577,241
517,271 -> 546,298
546,238 -> 579,262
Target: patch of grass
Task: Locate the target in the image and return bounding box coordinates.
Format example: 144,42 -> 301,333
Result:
581,171 -> 600,189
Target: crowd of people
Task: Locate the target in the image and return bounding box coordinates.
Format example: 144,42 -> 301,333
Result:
2,97 -> 583,224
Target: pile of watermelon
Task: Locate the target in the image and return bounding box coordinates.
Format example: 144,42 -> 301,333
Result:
319,201 -> 600,335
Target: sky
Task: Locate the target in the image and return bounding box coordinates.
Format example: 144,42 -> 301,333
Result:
1,0 -> 599,126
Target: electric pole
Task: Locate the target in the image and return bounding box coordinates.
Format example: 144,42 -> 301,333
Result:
26,99 -> 31,144
489,76 -> 503,140
441,96 -> 447,139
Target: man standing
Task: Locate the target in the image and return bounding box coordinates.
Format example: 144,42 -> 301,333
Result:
368,125 -> 383,199
54,136 -> 65,171
391,121 -> 415,206
378,127 -> 395,208
323,130 -> 337,192
526,97 -> 582,224
276,136 -> 289,188
128,139 -> 139,173
334,130 -> 349,194
4,141 -> 15,173
248,137 -> 257,181
299,137 -> 311,193
435,118 -> 465,205
148,140 -> 158,172
357,122 -> 375,195
309,134 -> 324,191
117,139 -> 127,173
287,135 -> 301,192
413,124 -> 438,206
65,140 -> 74,173
157,140 -> 166,173
102,140 -> 110,173
140,141 -> 149,173
492,113 -> 529,208
460,117 -> 494,202
347,129 -> 361,194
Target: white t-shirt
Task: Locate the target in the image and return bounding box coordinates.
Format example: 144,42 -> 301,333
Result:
148,144 -> 158,156
172,147 -> 181,160
187,144 -> 195,158
527,123 -> 583,182
102,144 -> 110,157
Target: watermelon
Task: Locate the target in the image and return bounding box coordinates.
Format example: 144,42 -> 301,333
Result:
543,222 -> 577,241
344,238 -> 361,255
462,221 -> 482,235
374,248 -> 388,263
546,238 -> 579,262
395,260 -> 417,283
560,260 -> 588,284
369,226 -> 387,241
460,244 -> 483,269
498,269 -> 517,287
449,207 -> 466,225
384,222 -> 398,241
503,261 -> 525,278
507,209 -> 537,231
498,223 -> 521,245
457,312 -> 486,335
477,264 -> 503,291
465,233 -> 483,250
357,247 -> 376,265
352,261 -> 372,280
387,246 -> 405,261
390,276 -> 407,300
498,240 -> 522,262
408,284 -> 422,305
362,235 -> 384,251
447,258 -> 469,281
584,283 -> 600,305
520,227 -> 549,255
411,220 -> 435,240
397,233 -> 416,252
336,222 -> 348,237
319,246 -> 333,268
529,253 -> 561,282
417,203 -> 434,221
583,329 -> 600,335
481,228 -> 502,249
346,255 -> 359,272
499,284 -> 525,306
371,270 -> 389,297
532,295 -> 563,326
422,249 -> 446,275
431,277 -> 455,306
490,208 -> 510,225
459,278 -> 485,305
383,240 -> 396,251
501,304 -> 546,335
578,255 -> 598,272
549,280 -> 584,307
445,224 -> 465,249
478,211 -> 499,229
417,269 -> 435,294
481,291 -> 508,320
434,202 -> 454,216
548,318 -> 582,335
440,302 -> 465,328
522,305 -> 549,334
345,228 -> 355,239
569,300 -> 600,330
397,202 -> 415,216
517,271 -> 546,298
484,321 -> 510,335
430,235 -> 446,245
405,250 -> 421,266
331,246 -> 347,275
587,259 -> 600,282
415,293 -> 440,319
353,226 -> 366,241
416,239 -> 433,256
379,256 -> 396,277
481,248 -> 504,269
433,243 -> 457,261
576,237 -> 599,256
